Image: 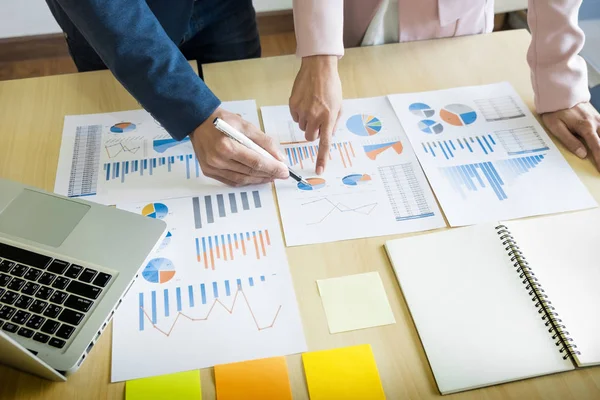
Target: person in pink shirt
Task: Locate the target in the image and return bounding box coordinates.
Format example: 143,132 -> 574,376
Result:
289,0 -> 600,174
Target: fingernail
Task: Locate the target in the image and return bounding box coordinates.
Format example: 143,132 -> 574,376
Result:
575,148 -> 587,159
316,166 -> 324,175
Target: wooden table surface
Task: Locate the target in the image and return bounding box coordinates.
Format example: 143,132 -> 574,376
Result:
1,30 -> 599,399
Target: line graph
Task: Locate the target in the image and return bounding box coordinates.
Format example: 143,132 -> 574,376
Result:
301,197 -> 378,224
105,142 -> 142,158
139,287 -> 282,336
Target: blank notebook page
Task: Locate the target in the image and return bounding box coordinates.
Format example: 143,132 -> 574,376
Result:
506,209 -> 600,367
385,224 -> 573,394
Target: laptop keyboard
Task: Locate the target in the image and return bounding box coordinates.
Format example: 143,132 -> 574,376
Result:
0,242 -> 112,350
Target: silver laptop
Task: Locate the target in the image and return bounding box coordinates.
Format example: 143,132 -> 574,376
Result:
0,178 -> 166,381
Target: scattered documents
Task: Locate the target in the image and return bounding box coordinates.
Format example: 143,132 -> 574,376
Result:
317,272 -> 395,334
215,357 -> 293,400
302,344 -> 386,400
261,96 -> 445,246
126,370 -> 201,400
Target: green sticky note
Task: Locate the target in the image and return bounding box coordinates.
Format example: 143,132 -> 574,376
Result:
126,370 -> 201,400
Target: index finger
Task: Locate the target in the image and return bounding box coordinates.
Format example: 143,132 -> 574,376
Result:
230,141 -> 289,179
315,119 -> 335,175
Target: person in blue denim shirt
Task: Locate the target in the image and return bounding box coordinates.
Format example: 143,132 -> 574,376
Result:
45,0 -> 289,186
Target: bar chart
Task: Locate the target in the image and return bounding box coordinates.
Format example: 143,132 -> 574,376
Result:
103,154 -> 200,182
137,274 -> 272,332
284,142 -> 356,169
191,191 -> 262,229
378,163 -> 436,221
440,155 -> 545,201
421,134 -> 497,159
195,230 -> 272,270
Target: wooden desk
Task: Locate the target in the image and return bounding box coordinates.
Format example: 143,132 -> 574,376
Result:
0,30 -> 599,399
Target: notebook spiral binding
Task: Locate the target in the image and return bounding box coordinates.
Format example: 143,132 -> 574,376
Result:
495,225 -> 580,361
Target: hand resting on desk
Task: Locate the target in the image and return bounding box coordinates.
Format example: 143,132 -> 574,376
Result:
542,102 -> 600,170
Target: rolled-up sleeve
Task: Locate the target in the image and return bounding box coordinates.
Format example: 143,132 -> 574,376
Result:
292,0 -> 345,57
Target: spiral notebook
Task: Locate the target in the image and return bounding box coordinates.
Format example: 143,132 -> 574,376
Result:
385,209 -> 600,394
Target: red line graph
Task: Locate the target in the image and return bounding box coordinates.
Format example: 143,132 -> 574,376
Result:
140,288 -> 282,337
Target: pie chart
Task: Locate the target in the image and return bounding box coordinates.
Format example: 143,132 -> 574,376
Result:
342,174 -> 372,186
440,104 -> 477,126
418,120 -> 444,134
346,114 -> 382,136
409,103 -> 435,118
298,177 -> 326,191
142,203 -> 168,219
110,122 -> 136,133
142,258 -> 176,284
158,231 -> 172,251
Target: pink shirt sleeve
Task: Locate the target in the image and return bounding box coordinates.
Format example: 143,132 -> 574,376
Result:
292,0 -> 345,57
527,0 -> 591,114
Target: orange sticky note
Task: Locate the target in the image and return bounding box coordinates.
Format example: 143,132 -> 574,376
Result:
302,344 -> 386,400
215,357 -> 292,400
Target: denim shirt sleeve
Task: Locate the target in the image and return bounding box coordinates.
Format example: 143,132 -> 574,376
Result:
55,0 -> 221,140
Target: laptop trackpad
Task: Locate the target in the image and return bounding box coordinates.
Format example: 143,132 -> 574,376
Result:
0,190 -> 89,247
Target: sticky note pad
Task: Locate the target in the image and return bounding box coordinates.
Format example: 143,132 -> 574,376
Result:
215,357 -> 292,400
126,370 -> 201,400
317,272 -> 396,333
302,344 -> 386,400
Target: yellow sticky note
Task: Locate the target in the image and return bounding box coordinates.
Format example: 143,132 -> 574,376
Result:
317,272 -> 396,334
126,370 -> 201,400
215,357 -> 292,400
302,344 -> 386,400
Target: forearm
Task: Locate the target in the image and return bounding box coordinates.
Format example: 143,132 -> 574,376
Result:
527,0 -> 590,114
55,0 -> 220,140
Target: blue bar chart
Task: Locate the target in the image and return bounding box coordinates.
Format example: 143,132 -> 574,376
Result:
285,142 -> 356,169
192,191 -> 263,229
138,275 -> 270,331
421,135 -> 497,159
441,155 -> 545,201
103,154 -> 200,182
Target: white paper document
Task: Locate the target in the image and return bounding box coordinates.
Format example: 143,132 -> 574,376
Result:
387,82 -> 597,226
261,97 -> 446,246
111,186 -> 307,382
54,100 -> 260,205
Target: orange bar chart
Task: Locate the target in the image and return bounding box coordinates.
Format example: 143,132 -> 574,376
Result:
195,230 -> 272,270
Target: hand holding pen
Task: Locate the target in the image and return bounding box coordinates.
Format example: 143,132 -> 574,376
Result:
189,108 -> 294,186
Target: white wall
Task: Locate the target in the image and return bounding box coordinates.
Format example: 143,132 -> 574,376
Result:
0,0 -> 293,39
0,0 -> 61,39
0,0 -> 527,40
